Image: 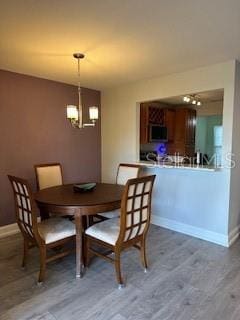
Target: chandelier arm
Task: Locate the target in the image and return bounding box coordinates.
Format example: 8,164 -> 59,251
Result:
83,123 -> 95,127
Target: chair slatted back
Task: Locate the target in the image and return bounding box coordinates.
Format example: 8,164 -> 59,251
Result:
8,175 -> 38,240
116,164 -> 141,185
118,175 -> 155,243
34,163 -> 63,190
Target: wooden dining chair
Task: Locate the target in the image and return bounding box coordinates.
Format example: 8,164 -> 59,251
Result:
84,174 -> 156,288
34,163 -> 63,191
8,175 -> 76,283
98,163 -> 142,219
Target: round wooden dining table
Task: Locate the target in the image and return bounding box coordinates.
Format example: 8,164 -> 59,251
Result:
34,183 -> 124,278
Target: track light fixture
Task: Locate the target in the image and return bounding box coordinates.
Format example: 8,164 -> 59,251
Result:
183,95 -> 202,106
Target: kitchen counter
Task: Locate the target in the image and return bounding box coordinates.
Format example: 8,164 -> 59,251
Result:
135,161 -> 220,172
129,159 -> 229,246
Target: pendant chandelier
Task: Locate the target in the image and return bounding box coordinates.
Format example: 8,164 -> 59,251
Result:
66,53 -> 99,128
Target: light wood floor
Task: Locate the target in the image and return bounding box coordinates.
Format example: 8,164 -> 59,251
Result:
1,225 -> 240,320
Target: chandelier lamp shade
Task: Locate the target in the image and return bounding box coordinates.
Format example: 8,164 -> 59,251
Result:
66,53 -> 99,128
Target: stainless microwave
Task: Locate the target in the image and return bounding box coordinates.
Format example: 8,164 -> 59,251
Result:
149,124 -> 168,142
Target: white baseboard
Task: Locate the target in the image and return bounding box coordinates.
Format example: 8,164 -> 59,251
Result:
151,214 -> 234,247
0,223 -> 20,239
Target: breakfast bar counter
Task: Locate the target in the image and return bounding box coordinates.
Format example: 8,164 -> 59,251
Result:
127,160 -> 229,247
135,161 -> 220,172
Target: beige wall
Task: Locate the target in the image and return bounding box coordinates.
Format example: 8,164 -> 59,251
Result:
101,60 -> 237,244
229,61 -> 240,233
102,61 -> 235,182
196,100 -> 223,117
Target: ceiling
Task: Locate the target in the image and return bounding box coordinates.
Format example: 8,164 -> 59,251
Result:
1,0 -> 240,90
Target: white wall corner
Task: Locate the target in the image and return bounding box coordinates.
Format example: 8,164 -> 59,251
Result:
151,214 -> 231,247
228,225 -> 240,247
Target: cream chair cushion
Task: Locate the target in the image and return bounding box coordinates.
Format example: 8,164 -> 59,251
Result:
116,166 -> 140,185
99,209 -> 120,219
36,166 -> 62,190
38,217 -> 75,244
85,218 -> 120,245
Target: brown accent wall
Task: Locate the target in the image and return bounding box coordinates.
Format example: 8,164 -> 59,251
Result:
0,69 -> 101,226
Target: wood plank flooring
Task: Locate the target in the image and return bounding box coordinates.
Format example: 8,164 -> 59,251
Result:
1,225 -> 240,320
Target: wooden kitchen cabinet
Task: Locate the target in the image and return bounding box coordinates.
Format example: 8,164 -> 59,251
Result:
186,109 -> 196,145
170,107 -> 196,157
174,109 -> 187,144
165,109 -> 175,142
148,107 -> 164,124
140,104 -> 149,144
140,103 -> 196,157
140,103 -> 175,144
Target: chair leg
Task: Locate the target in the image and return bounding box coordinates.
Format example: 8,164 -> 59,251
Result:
114,249 -> 124,288
88,216 -> 94,227
38,246 -> 47,283
22,238 -> 29,268
84,236 -> 90,267
140,237 -> 148,271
